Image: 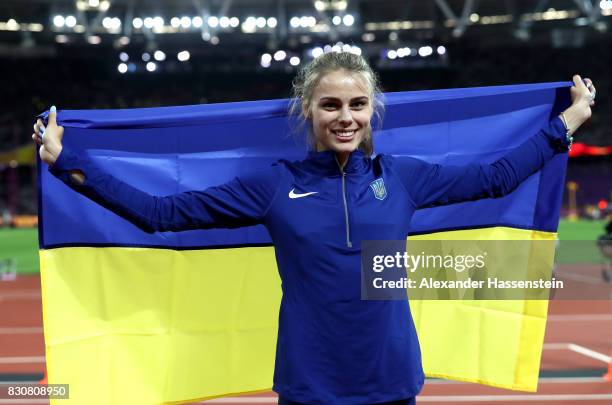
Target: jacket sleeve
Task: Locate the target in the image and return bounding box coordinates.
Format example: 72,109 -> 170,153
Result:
48,147 -> 283,233
388,117 -> 570,209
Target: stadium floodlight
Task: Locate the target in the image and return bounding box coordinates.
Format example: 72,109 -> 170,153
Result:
267,17 -> 277,28
99,1 -> 110,12
76,1 -> 87,11
87,35 -> 101,45
601,0 -> 612,10
208,16 -> 219,28
290,17 -> 300,28
55,35 -> 69,44
132,18 -> 143,29
315,1 -> 326,12
119,52 -> 129,62
177,50 -> 190,61
143,17 -> 154,29
342,44 -> 351,53
146,62 -> 157,72
323,44 -> 332,53
219,16 -> 230,28
350,46 -> 362,55
153,17 -> 164,29
65,16 -> 77,28
331,44 -> 341,53
332,16 -> 342,25
289,56 -> 300,66
418,46 -> 433,57
118,63 -> 128,74
53,15 -> 65,28
256,17 -> 266,28
387,49 -> 397,59
397,47 -> 407,58
230,17 -> 239,27
470,13 -> 480,23
273,50 -> 286,61
261,53 -> 272,64
118,36 -> 130,46
171,17 -> 180,28
102,17 -> 112,29
362,32 -> 375,42
242,16 -> 256,32
142,52 -> 150,62
343,14 -> 354,26
210,36 -> 219,45
311,47 -> 324,58
192,16 -> 203,28
180,16 -> 192,29
300,16 -> 310,27
89,0 -> 100,7
154,50 -> 166,61
437,45 -> 446,55
261,59 -> 271,68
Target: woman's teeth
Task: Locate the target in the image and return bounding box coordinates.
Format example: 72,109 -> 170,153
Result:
334,130 -> 355,137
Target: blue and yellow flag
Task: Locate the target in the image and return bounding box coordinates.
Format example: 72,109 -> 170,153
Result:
38,82 -> 570,404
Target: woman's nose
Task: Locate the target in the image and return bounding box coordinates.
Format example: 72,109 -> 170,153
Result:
338,107 -> 353,124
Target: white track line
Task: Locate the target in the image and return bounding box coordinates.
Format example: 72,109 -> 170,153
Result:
568,343 -> 611,364
426,376 -> 606,384
543,343 -> 570,350
554,271 -> 606,285
0,327 -> 43,334
198,394 -> 612,403
0,291 -> 40,301
0,356 -> 45,364
417,394 -> 612,402
548,314 -> 612,321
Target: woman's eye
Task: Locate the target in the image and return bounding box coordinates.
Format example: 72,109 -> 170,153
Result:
322,103 -> 337,109
351,102 -> 366,108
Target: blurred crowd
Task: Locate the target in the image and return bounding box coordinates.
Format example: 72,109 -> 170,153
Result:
0,39 -> 610,215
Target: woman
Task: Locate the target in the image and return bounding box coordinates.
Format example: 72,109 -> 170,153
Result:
33,52 -> 596,405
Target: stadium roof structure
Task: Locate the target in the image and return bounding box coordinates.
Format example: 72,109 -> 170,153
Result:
1,1 -> 610,57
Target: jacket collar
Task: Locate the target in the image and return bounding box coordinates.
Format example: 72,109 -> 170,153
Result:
303,149 -> 369,176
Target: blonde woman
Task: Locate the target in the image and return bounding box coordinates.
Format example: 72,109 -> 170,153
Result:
34,52 -> 596,405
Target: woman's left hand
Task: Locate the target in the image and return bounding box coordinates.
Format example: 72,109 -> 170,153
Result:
561,75 -> 596,136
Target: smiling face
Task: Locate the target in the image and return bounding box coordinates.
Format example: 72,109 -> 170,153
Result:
306,69 -> 374,163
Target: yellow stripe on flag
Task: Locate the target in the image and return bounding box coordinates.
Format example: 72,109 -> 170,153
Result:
409,227 -> 556,391
41,227 -> 555,403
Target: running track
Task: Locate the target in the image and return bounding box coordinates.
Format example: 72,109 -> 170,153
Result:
0,265 -> 610,404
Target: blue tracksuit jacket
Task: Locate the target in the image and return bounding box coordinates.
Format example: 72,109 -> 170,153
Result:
49,117 -> 568,404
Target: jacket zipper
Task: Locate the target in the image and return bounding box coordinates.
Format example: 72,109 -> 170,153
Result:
336,157 -> 352,248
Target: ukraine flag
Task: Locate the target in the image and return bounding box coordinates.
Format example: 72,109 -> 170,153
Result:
38,82 -> 570,404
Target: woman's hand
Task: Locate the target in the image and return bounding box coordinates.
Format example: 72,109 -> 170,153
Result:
560,75 -> 596,136
32,106 -> 64,166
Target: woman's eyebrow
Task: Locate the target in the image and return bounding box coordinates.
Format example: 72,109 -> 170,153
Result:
318,96 -> 369,102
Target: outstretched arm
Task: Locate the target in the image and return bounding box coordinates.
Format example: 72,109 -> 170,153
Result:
389,75 -> 596,209
33,107 -> 282,233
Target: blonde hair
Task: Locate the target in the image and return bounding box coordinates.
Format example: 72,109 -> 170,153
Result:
289,51 -> 384,156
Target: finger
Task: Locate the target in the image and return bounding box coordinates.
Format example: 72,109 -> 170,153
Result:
47,105 -> 57,126
573,75 -> 590,93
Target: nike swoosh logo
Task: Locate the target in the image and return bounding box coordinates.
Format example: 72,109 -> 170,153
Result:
288,188 -> 318,199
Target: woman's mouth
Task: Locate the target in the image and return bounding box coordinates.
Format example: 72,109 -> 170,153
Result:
332,129 -> 357,139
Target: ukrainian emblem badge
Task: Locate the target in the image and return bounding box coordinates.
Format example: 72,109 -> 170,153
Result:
369,178 -> 387,200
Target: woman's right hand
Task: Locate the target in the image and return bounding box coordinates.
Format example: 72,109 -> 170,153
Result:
32,106 -> 64,166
